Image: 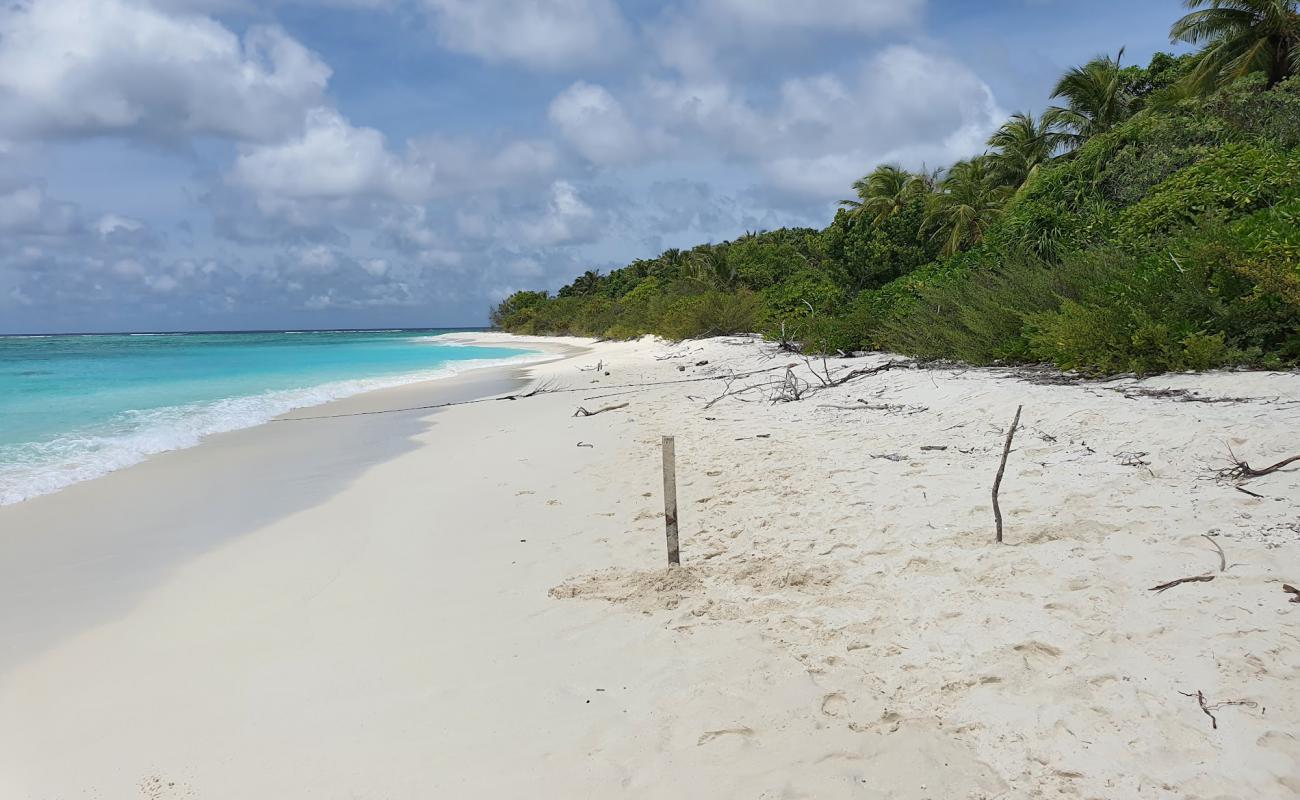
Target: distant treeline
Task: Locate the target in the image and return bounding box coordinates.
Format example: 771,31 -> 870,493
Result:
494,3 -> 1300,374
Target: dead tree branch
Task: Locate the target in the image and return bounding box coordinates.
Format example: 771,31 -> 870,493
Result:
1150,574 -> 1216,593
1219,450 -> 1300,481
573,402 -> 629,417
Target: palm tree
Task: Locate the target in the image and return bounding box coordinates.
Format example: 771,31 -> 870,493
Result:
1171,0 -> 1300,91
1046,50 -> 1133,149
569,269 -> 602,296
923,158 -> 1013,257
986,112 -> 1060,189
840,164 -> 924,225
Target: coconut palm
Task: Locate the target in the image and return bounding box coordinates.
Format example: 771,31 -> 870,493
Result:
1045,51 -> 1133,149
923,158 -> 1013,257
1171,0 -> 1300,91
840,164 -> 924,225
986,112 -> 1061,189
569,269 -> 603,295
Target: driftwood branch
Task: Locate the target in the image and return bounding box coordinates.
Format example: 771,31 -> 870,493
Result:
573,402 -> 629,417
1218,447 -> 1300,481
1150,574 -> 1215,593
992,405 -> 1023,544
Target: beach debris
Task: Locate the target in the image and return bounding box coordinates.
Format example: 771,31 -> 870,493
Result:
992,404 -> 1024,544
578,360 -> 604,372
695,360 -> 709,367
1116,451 -> 1151,468
920,445 -> 949,451
871,453 -> 906,462
1235,486 -> 1265,499
1150,535 -> 1228,592
1151,575 -> 1216,593
1118,387 -> 1255,404
576,442 -> 594,448
1202,534 -> 1227,573
1178,689 -> 1257,730
573,402 -> 630,417
1283,584 -> 1300,603
1218,449 -> 1300,481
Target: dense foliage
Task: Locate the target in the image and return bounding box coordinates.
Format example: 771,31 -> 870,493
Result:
493,5 -> 1300,375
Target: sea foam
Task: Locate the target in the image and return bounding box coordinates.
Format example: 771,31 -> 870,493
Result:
0,353 -> 547,506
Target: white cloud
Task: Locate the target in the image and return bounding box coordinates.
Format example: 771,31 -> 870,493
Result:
0,0 -> 330,143
418,0 -> 630,70
408,136 -> 560,195
0,185 -> 80,234
647,0 -> 924,76
228,107 -> 434,211
548,81 -> 647,165
639,45 -> 1004,197
697,0 -> 923,33
95,213 -> 144,237
517,180 -> 597,245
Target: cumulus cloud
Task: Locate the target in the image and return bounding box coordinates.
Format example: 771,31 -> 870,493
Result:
548,82 -> 648,165
0,185 -> 80,235
648,0 -> 925,76
0,0 -> 330,143
227,107 -> 434,223
694,0 -> 924,33
418,0 -> 630,70
637,45 -> 1003,197
516,180 -> 598,245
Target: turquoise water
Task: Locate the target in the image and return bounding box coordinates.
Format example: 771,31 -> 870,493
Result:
0,330 -> 538,505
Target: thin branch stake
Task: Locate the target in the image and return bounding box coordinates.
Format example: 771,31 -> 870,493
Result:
992,405 -> 1023,544
1202,534 -> 1226,573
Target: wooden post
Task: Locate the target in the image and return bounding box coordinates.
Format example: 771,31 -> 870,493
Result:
662,436 -> 680,565
992,405 -> 1023,544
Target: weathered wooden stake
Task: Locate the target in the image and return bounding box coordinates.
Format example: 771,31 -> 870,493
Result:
662,435 -> 680,565
992,405 -> 1023,544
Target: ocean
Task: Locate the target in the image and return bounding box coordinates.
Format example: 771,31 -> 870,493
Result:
0,329 -> 539,505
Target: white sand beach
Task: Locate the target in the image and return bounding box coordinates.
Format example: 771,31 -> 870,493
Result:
1,333 -> 1297,799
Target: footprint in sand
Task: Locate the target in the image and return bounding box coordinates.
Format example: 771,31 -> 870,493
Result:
696,727 -> 755,746
820,692 -> 849,718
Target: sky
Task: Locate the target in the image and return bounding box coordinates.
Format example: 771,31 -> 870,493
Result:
0,0 -> 1190,333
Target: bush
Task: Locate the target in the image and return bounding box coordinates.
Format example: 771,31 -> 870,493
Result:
1114,143 -> 1300,241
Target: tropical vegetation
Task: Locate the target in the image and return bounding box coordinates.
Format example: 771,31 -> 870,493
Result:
493,4 -> 1300,375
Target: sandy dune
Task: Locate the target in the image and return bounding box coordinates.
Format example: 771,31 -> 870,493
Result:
0,333 -> 1297,798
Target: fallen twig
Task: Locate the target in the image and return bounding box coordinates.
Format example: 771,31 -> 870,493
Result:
573,402 -> 629,417
1235,486 -> 1265,499
1223,452 -> 1300,481
1120,387 -> 1255,404
1150,574 -> 1215,593
1283,584 -> 1300,604
1178,689 -> 1257,730
1202,534 -> 1227,573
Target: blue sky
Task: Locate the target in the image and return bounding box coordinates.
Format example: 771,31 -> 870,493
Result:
0,0 -> 1189,333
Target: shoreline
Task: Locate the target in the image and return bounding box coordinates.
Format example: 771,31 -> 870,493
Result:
0,333 -> 589,675
0,333 -> 581,507
1,334 -> 1297,798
